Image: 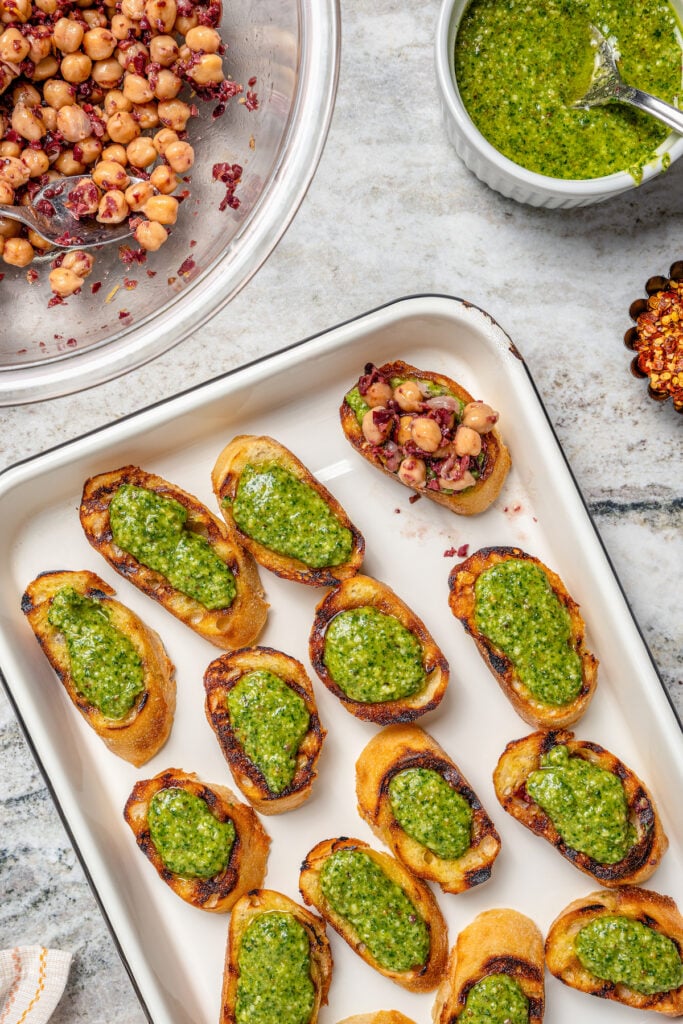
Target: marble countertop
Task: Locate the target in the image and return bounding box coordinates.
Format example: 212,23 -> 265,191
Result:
1,1 -> 681,1021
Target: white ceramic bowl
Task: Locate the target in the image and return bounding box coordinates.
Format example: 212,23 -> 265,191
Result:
0,0 -> 340,405
435,0 -> 683,209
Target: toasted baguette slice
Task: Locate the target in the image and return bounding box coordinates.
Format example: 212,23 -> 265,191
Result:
299,836 -> 448,992
309,575 -> 449,724
356,725 -> 500,893
545,887 -> 683,1015
204,646 -> 326,814
339,360 -> 511,515
123,768 -> 270,912
494,729 -> 668,886
80,465 -> 268,649
448,547 -> 597,728
211,435 -> 365,586
337,1014 -> 416,1024
21,569 -> 175,767
220,889 -> 332,1024
433,908 -> 545,1023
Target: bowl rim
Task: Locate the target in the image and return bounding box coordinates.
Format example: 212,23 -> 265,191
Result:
0,0 -> 342,406
435,0 -> 683,200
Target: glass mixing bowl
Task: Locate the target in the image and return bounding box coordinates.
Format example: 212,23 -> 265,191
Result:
0,0 -> 340,404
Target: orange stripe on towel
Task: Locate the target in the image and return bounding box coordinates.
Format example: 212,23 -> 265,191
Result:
15,947 -> 48,1024
0,948 -> 23,1024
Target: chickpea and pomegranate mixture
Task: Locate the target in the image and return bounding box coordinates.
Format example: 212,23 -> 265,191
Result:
344,363 -> 500,496
0,0 -> 242,294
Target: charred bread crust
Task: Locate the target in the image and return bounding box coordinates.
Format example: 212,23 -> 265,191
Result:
493,730 -> 668,886
21,569 -> 175,767
79,465 -> 268,649
337,1014 -> 417,1024
544,886 -> 683,1015
309,575 -> 449,724
220,889 -> 332,1024
203,646 -> 326,814
433,908 -> 545,1023
355,724 -> 501,893
448,547 -> 598,728
339,360 -> 511,516
299,836 -> 448,992
211,435 -> 365,586
123,768 -> 270,913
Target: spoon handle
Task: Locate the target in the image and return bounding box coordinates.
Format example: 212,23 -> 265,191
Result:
616,82 -> 683,135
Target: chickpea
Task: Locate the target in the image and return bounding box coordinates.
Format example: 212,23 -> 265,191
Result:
42,78 -> 74,109
62,249 -> 94,277
48,265 -> 83,297
61,52 -> 93,83
410,416 -> 442,453
116,42 -> 149,74
185,25 -> 221,53
26,33 -> 51,63
103,89 -> 131,116
361,407 -> 393,445
21,147 -> 49,176
57,103 -> 92,143
100,143 -> 128,164
443,470 -> 476,493
164,139 -> 193,173
149,163 -> 176,193
55,149 -> 86,175
0,63 -> 15,96
396,415 -> 413,445
0,180 -> 14,203
110,13 -> 135,38
460,401 -> 499,433
0,155 -> 30,187
1,0 -> 32,25
34,0 -> 56,11
173,12 -> 197,34
120,0 -> 144,19
92,57 -> 123,88
152,127 -> 177,154
364,379 -> 392,408
27,228 -> 52,251
393,380 -> 423,412
106,109 -> 140,144
96,188 -> 129,222
149,34 -> 178,66
135,218 -> 168,250
157,98 -> 190,131
122,72 -> 153,104
3,237 -> 34,266
144,0 -> 176,33
28,56 -> 55,85
11,103 -> 45,141
41,106 -> 58,131
0,141 -> 21,158
75,135 -> 102,163
53,16 -> 84,53
12,81 -> 41,106
398,457 -> 427,488
0,26 -> 30,62
124,178 -> 154,209
125,135 -> 156,167
153,68 -> 181,100
143,193 -> 178,224
453,425 -> 482,458
132,102 -> 159,130
92,158 -> 129,189
187,52 -> 223,86
82,7 -> 107,26
0,215 -> 21,237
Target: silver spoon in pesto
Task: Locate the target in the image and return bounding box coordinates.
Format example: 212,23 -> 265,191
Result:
572,24 -> 683,134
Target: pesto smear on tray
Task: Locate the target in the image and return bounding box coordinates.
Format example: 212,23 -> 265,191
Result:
235,912 -> 315,1024
574,916 -> 683,993
454,0 -> 683,180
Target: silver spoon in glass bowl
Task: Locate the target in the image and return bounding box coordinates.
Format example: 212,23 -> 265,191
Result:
572,25 -> 683,134
0,174 -> 142,250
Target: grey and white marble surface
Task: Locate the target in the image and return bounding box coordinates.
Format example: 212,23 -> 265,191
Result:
1,0 -> 682,1020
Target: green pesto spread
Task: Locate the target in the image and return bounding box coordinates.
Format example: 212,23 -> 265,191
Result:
227,669 -> 310,794
147,787 -> 235,878
474,559 -> 582,706
388,767 -> 473,860
109,484 -> 236,610
460,974 -> 530,1024
454,0 -> 683,181
235,912 -> 315,1024
47,586 -> 144,719
323,606 -> 426,703
345,386 -> 370,424
319,849 -> 430,972
526,743 -> 634,862
575,915 -> 683,994
231,462 -> 353,568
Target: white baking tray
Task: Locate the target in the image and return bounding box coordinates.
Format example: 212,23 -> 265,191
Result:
0,295 -> 681,1024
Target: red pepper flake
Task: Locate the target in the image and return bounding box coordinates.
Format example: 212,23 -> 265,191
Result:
118,309 -> 131,319
408,493 -> 421,504
444,547 -> 457,557
212,161 -> 242,211
244,89 -> 258,111
248,76 -> 257,87
167,276 -> 176,285
189,239 -> 197,247
457,544 -> 469,557
123,277 -> 138,289
26,268 -> 39,284
178,256 -> 195,277
66,338 -> 77,347
146,269 -> 157,278
91,281 -> 102,294
47,294 -> 66,308
118,244 -> 147,265
0,273 -> 5,282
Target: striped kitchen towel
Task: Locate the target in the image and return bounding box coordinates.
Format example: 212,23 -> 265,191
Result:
0,948 -> 71,1024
